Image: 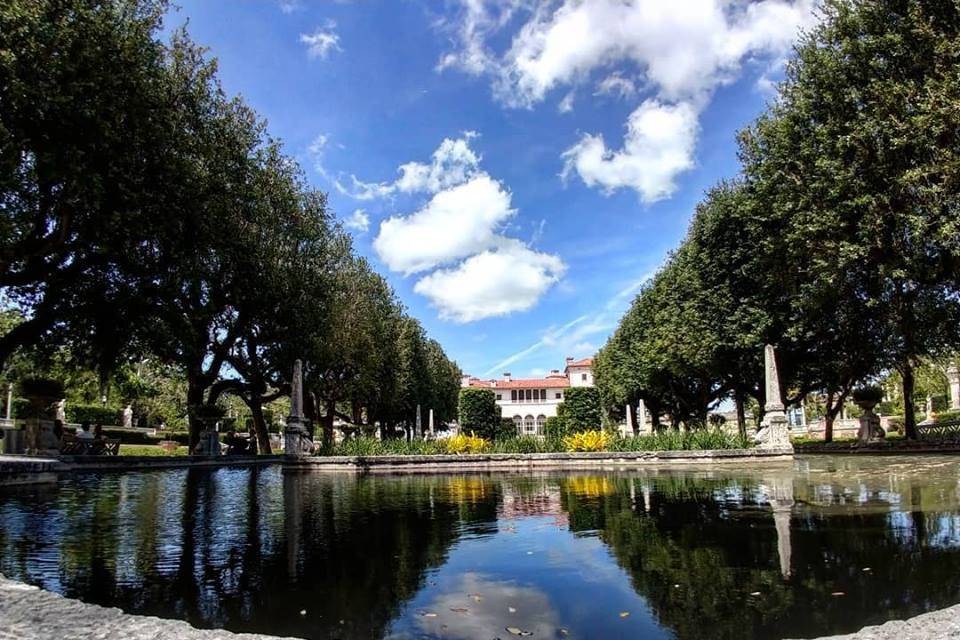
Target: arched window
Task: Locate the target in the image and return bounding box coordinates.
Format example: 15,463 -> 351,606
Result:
524,415 -> 536,435
512,415 -> 523,435
536,415 -> 547,436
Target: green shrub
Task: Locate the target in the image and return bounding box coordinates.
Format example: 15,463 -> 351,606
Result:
609,429 -> 747,452
556,387 -> 601,432
458,388 -> 501,440
852,385 -> 884,404
66,404 -> 121,426
935,410 -> 960,424
10,397 -> 31,419
544,416 -> 568,439
490,436 -> 561,454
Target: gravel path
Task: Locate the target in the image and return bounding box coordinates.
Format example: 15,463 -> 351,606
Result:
3,573 -> 959,639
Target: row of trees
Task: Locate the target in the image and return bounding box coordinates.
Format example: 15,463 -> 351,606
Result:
595,0 -> 960,440
0,0 -> 460,451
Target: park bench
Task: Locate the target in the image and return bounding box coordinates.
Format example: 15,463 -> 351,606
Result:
917,419 -> 960,442
60,434 -> 121,456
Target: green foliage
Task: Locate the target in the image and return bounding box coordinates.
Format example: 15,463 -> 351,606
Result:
935,410 -> 960,424
18,378 -> 64,400
119,444 -> 188,457
544,416 -> 568,439
608,430 -> 749,452
852,386 -> 884,405
556,387 -> 602,432
66,404 -> 120,425
457,388 -> 501,439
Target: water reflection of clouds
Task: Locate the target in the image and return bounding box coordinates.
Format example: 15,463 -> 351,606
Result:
409,573 -> 561,640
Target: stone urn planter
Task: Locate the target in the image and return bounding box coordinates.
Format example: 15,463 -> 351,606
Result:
852,385 -> 885,444
18,378 -> 65,455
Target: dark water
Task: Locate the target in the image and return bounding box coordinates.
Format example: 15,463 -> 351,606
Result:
1,456 -> 959,640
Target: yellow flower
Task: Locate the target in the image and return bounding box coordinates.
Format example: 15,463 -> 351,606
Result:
562,430 -> 611,452
445,432 -> 490,454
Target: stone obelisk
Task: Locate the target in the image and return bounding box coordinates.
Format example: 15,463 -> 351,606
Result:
284,360 -> 313,457
757,345 -> 792,449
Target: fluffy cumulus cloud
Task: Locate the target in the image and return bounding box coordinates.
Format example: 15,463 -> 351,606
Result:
300,21 -> 341,59
344,208 -> 369,233
561,99 -> 698,202
373,175 -> 514,274
439,0 -> 816,202
414,240 -> 566,323
357,134 -> 564,321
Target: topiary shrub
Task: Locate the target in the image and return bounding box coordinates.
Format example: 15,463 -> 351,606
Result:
66,404 -> 121,425
458,388 -> 501,440
556,387 -> 602,433
545,416 -> 568,439
852,385 -> 884,405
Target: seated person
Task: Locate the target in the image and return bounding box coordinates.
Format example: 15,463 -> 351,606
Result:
93,422 -> 105,440
223,429 -> 249,455
76,421 -> 94,440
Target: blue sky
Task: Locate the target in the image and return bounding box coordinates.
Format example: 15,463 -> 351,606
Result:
169,0 -> 816,379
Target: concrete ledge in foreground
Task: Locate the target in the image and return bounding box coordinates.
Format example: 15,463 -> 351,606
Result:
0,574 -> 302,640
285,447 -> 794,472
0,455 -> 61,486
792,604 -> 960,639
59,454 -> 284,473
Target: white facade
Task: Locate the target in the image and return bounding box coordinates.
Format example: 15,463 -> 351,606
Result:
462,357 -> 594,436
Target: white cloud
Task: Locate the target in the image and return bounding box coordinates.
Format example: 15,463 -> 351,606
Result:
300,22 -> 341,59
561,99 -> 699,202
335,133 -> 482,200
414,240 -> 565,322
440,0 -> 816,201
344,209 -> 369,233
307,133 -> 329,174
594,72 -> 636,99
374,175 -> 514,274
278,0 -> 300,14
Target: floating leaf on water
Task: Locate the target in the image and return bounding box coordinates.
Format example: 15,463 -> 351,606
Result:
862,567 -> 872,572
299,610 -> 307,616
450,607 -> 469,614
750,592 -> 762,596
508,607 -> 517,613
620,612 -> 631,618
559,629 -> 569,636
527,551 -> 534,555
831,592 -> 846,597
506,626 -> 533,636
421,612 -> 438,618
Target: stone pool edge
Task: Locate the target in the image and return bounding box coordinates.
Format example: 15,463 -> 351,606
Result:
286,447 -> 794,473
3,573 -> 959,640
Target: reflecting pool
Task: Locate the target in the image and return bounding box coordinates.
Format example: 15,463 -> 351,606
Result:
1,455 -> 960,639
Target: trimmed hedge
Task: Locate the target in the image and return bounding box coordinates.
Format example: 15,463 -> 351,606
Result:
458,388 -> 501,440
556,387 -> 602,432
66,404 -> 121,425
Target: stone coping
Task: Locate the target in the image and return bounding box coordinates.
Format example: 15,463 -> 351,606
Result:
2,573 -> 958,640
285,447 -> 795,473
0,574 -> 302,639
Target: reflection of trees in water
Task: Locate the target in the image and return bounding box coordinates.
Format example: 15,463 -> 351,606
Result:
0,469 -> 498,640
555,468 -> 960,640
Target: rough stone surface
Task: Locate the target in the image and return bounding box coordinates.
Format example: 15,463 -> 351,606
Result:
796,604 -> 960,639
0,575 -> 303,640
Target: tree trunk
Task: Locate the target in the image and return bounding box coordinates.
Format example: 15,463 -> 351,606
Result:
902,359 -> 918,440
248,396 -> 272,454
186,373 -> 206,451
824,391 -> 836,443
322,398 -> 336,447
735,390 -> 746,440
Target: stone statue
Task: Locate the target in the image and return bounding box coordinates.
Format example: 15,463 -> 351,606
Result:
755,345 -> 793,449
122,404 -> 134,429
284,360 -> 314,457
54,399 -> 66,423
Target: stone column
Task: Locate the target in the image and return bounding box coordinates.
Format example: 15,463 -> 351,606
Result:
625,403 -> 633,437
428,409 -> 435,436
284,360 -> 314,457
5,383 -> 12,420
416,404 -> 422,437
638,400 -> 647,433
948,363 -> 960,411
757,345 -> 792,449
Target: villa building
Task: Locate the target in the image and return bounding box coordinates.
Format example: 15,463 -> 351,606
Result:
461,357 -> 594,436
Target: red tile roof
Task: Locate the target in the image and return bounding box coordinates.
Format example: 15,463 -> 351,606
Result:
468,377 -> 570,390
565,357 -> 594,369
